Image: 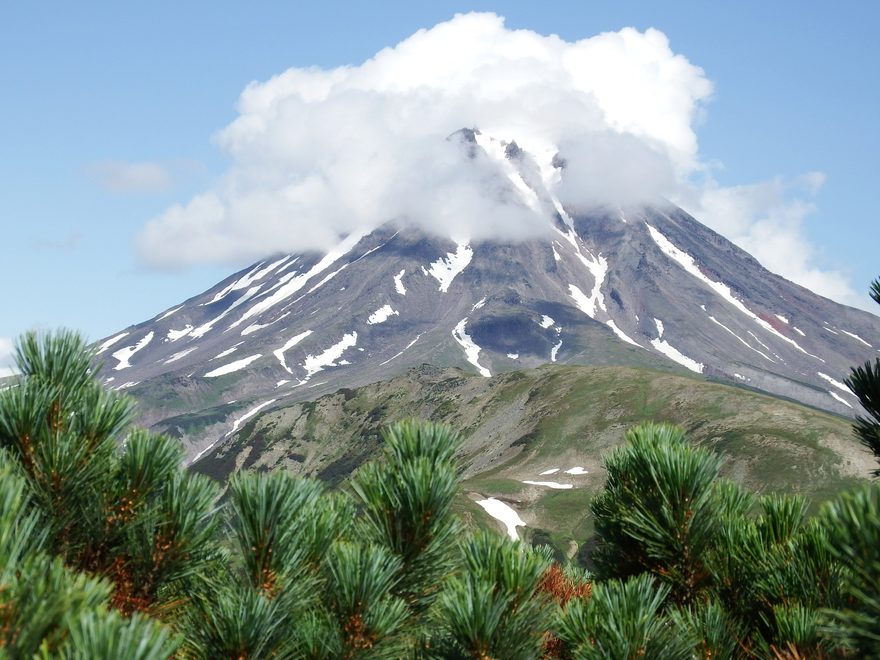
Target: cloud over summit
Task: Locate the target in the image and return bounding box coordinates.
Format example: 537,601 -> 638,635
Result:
136,12 -> 860,307
138,13 -> 710,263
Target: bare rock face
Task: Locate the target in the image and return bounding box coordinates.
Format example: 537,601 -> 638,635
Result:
95,132 -> 880,460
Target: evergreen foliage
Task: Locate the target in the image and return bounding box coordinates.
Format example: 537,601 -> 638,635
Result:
0,328 -> 877,657
844,275 -> 880,475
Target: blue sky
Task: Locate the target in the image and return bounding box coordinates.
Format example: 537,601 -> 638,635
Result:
1,0 -> 878,365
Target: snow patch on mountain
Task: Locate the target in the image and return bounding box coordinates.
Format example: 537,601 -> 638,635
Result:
367,305 -> 398,325
606,320 -> 640,347
241,312 -> 290,336
522,480 -> 574,490
164,347 -> 197,364
112,332 -> 154,370
828,391 -> 853,408
817,371 -> 851,394
191,285 -> 263,339
231,231 -> 367,329
476,498 -> 525,541
654,318 -> 665,338
551,340 -> 562,362
192,398 -> 278,463
539,315 -> 555,329
157,306 -> 183,321
273,330 -> 313,373
452,318 -> 490,377
650,337 -> 704,373
840,330 -> 872,348
707,314 -> 775,362
97,332 -> 129,355
565,467 -> 588,475
393,269 -> 407,295
775,314 -> 789,324
379,333 -> 424,366
205,354 -> 262,378
300,332 -> 358,383
211,343 -> 243,361
166,326 -> 193,342
426,243 -> 473,293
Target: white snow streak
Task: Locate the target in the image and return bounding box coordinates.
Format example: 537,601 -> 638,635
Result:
367,305 -> 398,325
472,297 -> 487,311
606,320 -> 641,347
551,244 -> 561,261
166,326 -> 193,342
206,255 -> 290,305
539,468 -> 560,475
539,315 -> 555,328
190,285 -> 263,339
775,314 -> 789,324
841,330 -> 873,348
273,330 -> 313,373
393,269 -> 407,295
426,243 -> 473,293
707,315 -> 775,362
192,399 -> 278,464
157,305 -> 183,321
97,332 -> 129,355
241,312 -> 290,336
204,354 -> 262,378
817,372 -> 851,394
565,467 -> 588,475
793,327 -> 806,337
452,318 -> 491,377
476,498 -> 525,541
522,480 -> 574,490
300,332 -> 358,383
650,338 -> 704,374
210,343 -> 243,361
114,381 -> 139,390
112,332 -> 154,371
551,340 -> 562,362
646,223 -> 822,361
506,353 -> 519,359
164,347 -> 197,364
654,318 -> 665,338
828,391 -> 853,408
378,333 -> 424,366
231,231 -> 366,329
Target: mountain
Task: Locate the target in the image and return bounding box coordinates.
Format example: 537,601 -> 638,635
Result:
94,129 -> 880,461
190,363 -> 872,558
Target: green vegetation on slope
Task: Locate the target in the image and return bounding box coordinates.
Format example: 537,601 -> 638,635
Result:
194,363 -> 870,560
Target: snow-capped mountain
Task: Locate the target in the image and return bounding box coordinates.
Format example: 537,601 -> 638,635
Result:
95,130 -> 880,460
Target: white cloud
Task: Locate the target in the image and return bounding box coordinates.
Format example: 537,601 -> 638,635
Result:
0,337 -> 17,378
90,160 -> 173,194
135,12 -> 858,308
138,13 -> 711,267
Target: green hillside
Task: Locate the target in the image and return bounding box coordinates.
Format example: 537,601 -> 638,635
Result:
193,363 -> 871,560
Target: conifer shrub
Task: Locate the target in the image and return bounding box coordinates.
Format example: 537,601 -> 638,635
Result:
0,328 -> 878,657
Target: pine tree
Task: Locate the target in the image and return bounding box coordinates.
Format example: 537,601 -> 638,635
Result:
845,277 -> 880,476
589,422 -> 729,605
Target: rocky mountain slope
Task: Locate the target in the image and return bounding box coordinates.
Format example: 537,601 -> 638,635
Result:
93,130 -> 880,460
190,363 -> 872,560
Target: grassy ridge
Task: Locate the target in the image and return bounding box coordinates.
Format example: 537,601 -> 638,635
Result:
192,363 -> 870,560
